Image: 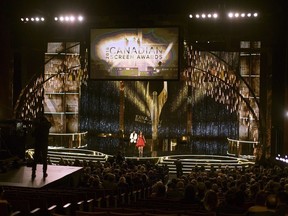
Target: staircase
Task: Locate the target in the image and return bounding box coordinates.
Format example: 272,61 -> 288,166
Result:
29,148 -> 255,175
157,154 -> 255,174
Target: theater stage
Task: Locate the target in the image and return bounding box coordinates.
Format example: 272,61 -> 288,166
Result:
0,164 -> 83,189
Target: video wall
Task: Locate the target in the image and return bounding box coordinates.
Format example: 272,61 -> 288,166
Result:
90,27 -> 179,80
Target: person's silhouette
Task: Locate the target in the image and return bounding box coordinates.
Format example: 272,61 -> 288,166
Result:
31,114 -> 51,179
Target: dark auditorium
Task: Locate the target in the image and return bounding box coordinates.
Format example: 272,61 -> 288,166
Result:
0,0 -> 288,216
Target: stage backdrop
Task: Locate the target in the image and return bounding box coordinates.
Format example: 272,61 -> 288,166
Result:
79,79 -> 238,156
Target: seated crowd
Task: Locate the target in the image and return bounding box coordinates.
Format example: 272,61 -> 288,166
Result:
2,155 -> 288,216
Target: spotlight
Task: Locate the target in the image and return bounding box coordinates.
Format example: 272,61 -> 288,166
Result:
70,16 -> 75,22
195,14 -> 200,18
189,14 -> 193,18
213,13 -> 218,18
201,13 -> 206,18
228,12 -> 233,18
78,16 -> 84,22
253,12 -> 258,17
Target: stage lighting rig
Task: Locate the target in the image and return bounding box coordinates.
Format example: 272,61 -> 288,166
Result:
54,15 -> 84,23
20,17 -> 45,23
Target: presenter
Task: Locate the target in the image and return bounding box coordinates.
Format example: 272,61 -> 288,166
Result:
130,130 -> 138,145
136,131 -> 146,157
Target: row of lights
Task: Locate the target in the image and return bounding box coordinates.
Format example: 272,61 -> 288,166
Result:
189,13 -> 219,19
20,15 -> 84,23
188,12 -> 258,19
54,15 -> 84,22
20,11 -> 259,23
20,17 -> 45,22
276,155 -> 288,163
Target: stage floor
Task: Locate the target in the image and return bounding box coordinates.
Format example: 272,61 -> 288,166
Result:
0,165 -> 83,189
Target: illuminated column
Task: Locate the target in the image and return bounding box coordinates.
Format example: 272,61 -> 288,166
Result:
119,81 -> 125,133
187,87 -> 193,135
147,81 -> 168,156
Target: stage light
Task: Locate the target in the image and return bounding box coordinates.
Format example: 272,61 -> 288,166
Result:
70,16 -> 75,22
20,16 -> 45,22
241,13 -> 246,17
54,15 -> 84,23
235,13 -> 239,18
228,12 -> 233,18
207,14 -> 212,18
78,16 -> 84,22
213,13 -> 218,18
195,14 -> 200,18
201,13 -> 206,18
189,14 -> 193,18
253,12 -> 258,17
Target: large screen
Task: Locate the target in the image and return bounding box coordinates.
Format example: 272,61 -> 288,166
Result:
90,27 -> 179,80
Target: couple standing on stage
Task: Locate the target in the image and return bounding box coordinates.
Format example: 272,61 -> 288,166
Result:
130,130 -> 146,157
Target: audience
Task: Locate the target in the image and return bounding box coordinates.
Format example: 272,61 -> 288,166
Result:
4,155 -> 288,216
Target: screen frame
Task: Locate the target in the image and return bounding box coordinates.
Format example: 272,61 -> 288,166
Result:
88,26 -> 182,81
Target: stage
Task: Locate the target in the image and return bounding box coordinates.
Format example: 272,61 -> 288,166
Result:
0,164 -> 83,189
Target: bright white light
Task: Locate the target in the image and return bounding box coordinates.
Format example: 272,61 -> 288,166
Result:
241,13 -> 246,17
189,14 -> 193,18
213,13 -> 218,18
201,13 -> 206,18
195,14 -> 200,18
235,13 -> 239,17
41,17 -> 45,21
21,18 -> 24,21
78,16 -> 83,21
59,16 -> 64,22
247,13 -> 251,17
228,12 -> 233,18
253,12 -> 258,17
65,16 -> 69,21
54,17 -> 58,21
25,18 -> 29,21
207,14 -> 211,18
35,17 -> 40,22
31,18 -> 35,21
70,16 -> 75,22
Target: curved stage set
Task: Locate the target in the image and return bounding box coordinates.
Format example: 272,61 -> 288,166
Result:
0,146 -> 254,190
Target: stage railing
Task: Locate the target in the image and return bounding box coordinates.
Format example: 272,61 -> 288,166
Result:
227,138 -> 258,159
48,131 -> 88,148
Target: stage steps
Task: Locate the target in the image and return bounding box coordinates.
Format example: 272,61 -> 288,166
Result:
157,155 -> 255,174
47,147 -> 107,165
44,148 -> 255,175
